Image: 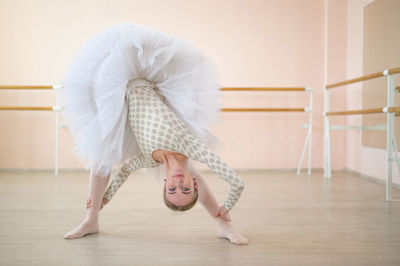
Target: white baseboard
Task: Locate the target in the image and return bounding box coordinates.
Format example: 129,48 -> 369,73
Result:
343,167 -> 400,190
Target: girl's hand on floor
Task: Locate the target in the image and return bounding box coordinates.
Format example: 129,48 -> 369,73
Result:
101,198 -> 109,209
215,205 -> 231,222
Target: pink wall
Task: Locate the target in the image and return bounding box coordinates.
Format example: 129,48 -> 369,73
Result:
0,0 -> 327,171
325,0 -> 348,171
5,0 -> 386,177
0,0 -> 393,184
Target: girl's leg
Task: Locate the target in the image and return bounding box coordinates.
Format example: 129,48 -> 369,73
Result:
64,170 -> 110,239
194,173 -> 248,245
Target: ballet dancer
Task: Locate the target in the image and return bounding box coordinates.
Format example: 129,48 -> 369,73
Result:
61,23 -> 247,244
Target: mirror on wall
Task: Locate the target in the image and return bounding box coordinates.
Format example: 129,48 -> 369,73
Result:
362,0 -> 400,149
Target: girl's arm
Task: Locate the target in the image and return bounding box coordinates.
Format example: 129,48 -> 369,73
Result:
181,135 -> 245,212
190,168 -> 230,220
103,153 -> 145,201
203,151 -> 245,212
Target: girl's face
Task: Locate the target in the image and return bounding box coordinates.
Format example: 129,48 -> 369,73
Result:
164,166 -> 198,206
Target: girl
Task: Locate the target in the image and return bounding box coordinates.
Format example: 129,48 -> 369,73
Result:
61,24 -> 247,244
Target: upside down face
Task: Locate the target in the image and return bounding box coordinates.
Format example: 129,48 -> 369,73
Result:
164,166 -> 198,206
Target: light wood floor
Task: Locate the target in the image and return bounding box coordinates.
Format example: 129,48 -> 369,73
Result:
0,170 -> 399,266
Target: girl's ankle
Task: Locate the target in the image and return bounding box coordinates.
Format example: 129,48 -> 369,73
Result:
84,214 -> 99,224
216,217 -> 231,226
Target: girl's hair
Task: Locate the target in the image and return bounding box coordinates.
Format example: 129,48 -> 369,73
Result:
163,186 -> 198,211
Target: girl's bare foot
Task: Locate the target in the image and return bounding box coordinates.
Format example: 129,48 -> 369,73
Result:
63,218 -> 99,239
217,218 -> 248,245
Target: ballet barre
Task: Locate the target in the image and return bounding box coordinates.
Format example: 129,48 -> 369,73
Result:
0,85 -> 64,175
0,106 -> 55,111
324,67 -> 400,201
0,85 -> 55,90
221,108 -> 305,112
221,87 -> 307,91
220,87 -> 313,175
1,85 -> 313,176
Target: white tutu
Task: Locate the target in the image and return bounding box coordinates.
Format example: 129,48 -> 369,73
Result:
60,23 -> 222,178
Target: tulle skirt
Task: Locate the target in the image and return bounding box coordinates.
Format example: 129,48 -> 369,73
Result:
60,23 -> 222,178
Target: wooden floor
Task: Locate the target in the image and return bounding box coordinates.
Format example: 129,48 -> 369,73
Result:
0,170 -> 399,266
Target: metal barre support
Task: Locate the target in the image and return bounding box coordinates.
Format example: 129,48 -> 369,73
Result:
324,67 -> 400,201
0,84 -> 63,175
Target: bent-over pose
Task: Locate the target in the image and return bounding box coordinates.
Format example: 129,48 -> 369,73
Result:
64,81 -> 248,244
61,23 -> 248,245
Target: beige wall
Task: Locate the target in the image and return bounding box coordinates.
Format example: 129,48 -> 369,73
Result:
0,0 -> 342,171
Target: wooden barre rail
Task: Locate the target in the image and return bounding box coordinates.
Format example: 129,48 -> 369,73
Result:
0,85 -> 55,90
7,107 -> 395,115
0,106 -> 54,111
1,86 -> 311,113
326,67 -> 400,89
0,107 -> 307,112
393,105 -> 400,117
0,86 -> 312,92
326,106 -> 400,116
388,106 -> 400,113
221,108 -> 305,112
221,87 -> 306,91
327,108 -> 383,116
